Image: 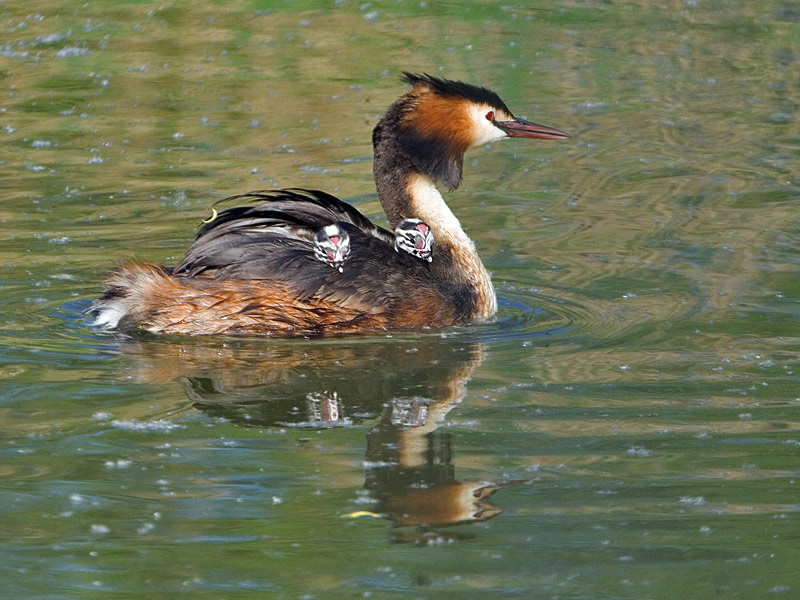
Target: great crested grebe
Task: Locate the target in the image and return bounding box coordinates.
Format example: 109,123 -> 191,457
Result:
394,218 -> 434,263
93,73 -> 568,336
313,223 -> 351,272
314,218 -> 432,273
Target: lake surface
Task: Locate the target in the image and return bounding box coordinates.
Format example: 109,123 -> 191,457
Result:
2,1 -> 800,597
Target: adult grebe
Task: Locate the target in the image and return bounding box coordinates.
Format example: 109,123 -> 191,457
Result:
93,73 -> 568,336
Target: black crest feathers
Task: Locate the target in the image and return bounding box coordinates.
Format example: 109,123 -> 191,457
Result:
401,72 -> 512,115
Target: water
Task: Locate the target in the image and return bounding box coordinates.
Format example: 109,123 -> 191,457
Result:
2,1 -> 800,597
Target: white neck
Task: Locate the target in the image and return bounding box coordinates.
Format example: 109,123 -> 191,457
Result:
405,174 -> 497,319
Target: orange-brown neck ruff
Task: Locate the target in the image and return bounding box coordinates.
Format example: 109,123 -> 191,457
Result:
394,77 -> 517,191
405,173 -> 497,320
393,89 -> 472,191
404,92 -> 475,153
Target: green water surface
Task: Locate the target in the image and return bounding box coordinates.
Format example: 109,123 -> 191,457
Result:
2,1 -> 800,598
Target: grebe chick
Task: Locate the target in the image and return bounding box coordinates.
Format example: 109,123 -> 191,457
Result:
93,73 -> 569,336
314,223 -> 351,272
394,218 -> 433,263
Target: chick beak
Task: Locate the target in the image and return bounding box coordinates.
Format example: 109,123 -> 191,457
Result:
496,117 -> 570,140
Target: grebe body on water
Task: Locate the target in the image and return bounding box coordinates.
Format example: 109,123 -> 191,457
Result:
93,73 -> 568,336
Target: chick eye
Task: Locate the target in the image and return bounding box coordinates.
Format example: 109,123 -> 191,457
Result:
485,110 -> 494,122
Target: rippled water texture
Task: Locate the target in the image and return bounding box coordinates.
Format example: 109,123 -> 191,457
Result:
2,1 -> 800,597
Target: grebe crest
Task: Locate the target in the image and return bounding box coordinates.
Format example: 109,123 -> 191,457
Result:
394,218 -> 433,262
314,223 -> 351,273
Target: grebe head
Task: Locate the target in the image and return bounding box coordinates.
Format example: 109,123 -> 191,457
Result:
381,72 -> 569,190
313,223 -> 351,272
394,218 -> 434,262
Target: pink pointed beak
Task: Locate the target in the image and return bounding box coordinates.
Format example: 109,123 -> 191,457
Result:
496,117 -> 570,140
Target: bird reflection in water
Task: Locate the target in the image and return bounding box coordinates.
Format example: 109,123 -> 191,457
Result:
365,402 -> 502,544
119,336 -> 503,542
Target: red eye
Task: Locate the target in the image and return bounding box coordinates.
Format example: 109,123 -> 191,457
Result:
485,111 -> 494,122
